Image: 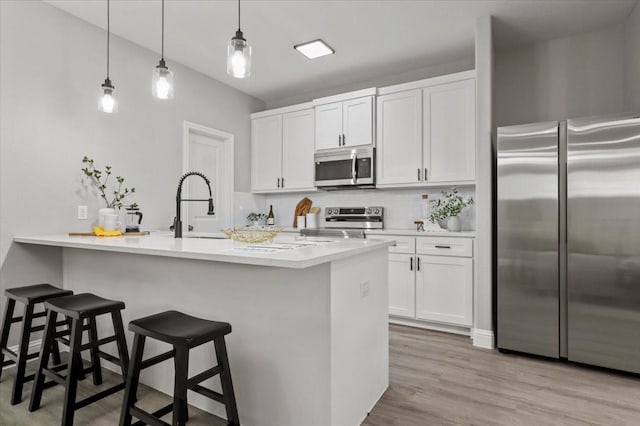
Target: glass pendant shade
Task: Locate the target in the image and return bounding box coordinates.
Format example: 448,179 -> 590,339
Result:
227,31 -> 251,78
98,79 -> 117,113
152,59 -> 174,99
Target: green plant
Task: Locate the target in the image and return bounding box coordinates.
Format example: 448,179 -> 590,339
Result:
81,156 -> 136,209
247,212 -> 267,223
429,187 -> 474,222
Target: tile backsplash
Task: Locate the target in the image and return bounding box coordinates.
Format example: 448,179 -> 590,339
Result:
234,186 -> 476,231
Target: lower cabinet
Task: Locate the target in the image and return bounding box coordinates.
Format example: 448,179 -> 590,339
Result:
383,235 -> 474,329
415,255 -> 473,326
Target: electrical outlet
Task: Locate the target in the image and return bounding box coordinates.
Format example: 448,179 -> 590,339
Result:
77,205 -> 88,220
360,281 -> 370,298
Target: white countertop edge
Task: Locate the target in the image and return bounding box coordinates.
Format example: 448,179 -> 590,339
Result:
14,235 -> 395,270
279,228 -> 476,238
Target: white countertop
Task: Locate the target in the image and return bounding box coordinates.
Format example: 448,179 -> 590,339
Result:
14,232 -> 394,269
280,227 -> 476,238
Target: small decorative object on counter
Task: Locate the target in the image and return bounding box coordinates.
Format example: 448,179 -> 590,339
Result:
267,205 -> 275,225
428,187 -> 474,232
222,226 -> 282,243
414,220 -> 425,232
293,197 -> 312,228
306,207 -> 321,229
247,211 -> 267,226
420,194 -> 444,232
81,156 -> 136,209
125,203 -> 143,232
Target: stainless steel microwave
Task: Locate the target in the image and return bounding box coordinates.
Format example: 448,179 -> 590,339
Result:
314,147 -> 375,189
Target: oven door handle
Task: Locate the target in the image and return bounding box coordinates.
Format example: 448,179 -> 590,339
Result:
351,151 -> 357,184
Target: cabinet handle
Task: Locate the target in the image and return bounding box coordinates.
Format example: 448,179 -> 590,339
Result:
277,177 -> 280,188
435,245 -> 451,249
410,257 -> 413,271
424,168 -> 428,181
417,257 -> 421,271
281,177 -> 284,188
342,134 -> 346,146
338,134 -> 342,146
417,168 -> 421,181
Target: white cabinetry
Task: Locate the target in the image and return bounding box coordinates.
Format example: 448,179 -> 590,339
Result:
376,71 -> 476,188
314,94 -> 374,151
374,233 -> 474,329
251,104 -> 315,193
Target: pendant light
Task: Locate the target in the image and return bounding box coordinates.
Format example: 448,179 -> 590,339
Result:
98,0 -> 117,113
152,0 -> 174,99
226,0 -> 251,78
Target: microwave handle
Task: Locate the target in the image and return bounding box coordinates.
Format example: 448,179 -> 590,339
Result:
351,152 -> 357,183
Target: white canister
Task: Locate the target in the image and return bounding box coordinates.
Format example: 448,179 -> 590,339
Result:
305,213 -> 319,229
296,215 -> 306,229
98,208 -> 116,228
102,213 -> 122,232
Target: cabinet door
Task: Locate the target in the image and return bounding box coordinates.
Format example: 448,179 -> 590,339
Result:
343,96 -> 373,147
376,90 -> 423,185
315,102 -> 343,151
282,109 -> 315,190
388,253 -> 416,318
423,79 -> 476,182
415,255 -> 472,326
251,115 -> 282,192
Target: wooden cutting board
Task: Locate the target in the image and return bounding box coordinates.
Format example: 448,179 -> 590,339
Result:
68,231 -> 150,236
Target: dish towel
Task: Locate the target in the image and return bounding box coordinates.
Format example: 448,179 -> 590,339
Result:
93,226 -> 123,237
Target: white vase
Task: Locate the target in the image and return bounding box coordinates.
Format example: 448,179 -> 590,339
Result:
98,208 -> 116,228
446,216 -> 462,232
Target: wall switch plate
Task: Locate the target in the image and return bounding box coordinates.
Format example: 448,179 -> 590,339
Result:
77,205 -> 88,220
360,281 -> 370,298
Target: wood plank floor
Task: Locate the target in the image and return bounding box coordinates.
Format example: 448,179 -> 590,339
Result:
1,324 -> 639,425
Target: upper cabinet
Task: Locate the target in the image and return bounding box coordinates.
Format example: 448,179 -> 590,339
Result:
376,71 -> 476,188
251,104 -> 315,193
314,89 -> 375,151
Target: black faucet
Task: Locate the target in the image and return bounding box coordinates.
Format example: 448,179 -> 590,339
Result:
174,171 -> 215,238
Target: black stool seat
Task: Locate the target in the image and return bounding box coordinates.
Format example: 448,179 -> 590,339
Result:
45,293 -> 125,319
130,310 -> 231,348
5,283 -> 72,304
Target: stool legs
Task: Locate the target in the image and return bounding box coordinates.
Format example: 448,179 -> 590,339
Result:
0,298 -> 17,381
29,310 -> 58,412
215,337 -> 240,426
61,318 -> 84,426
112,311 -> 130,378
173,347 -> 190,426
87,317 -> 103,386
119,334 -> 145,426
11,303 -> 35,405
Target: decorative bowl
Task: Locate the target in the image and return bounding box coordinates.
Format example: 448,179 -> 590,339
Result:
222,226 -> 283,244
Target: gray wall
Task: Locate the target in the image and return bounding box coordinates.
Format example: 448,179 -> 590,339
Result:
0,0 -> 264,340
626,1 -> 640,111
495,24 -> 626,128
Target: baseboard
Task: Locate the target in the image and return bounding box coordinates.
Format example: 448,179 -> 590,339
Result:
389,317 -> 471,336
2,339 -> 43,370
471,328 -> 495,349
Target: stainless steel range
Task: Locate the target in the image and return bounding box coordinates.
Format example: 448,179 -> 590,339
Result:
324,206 -> 384,229
299,206 -> 384,239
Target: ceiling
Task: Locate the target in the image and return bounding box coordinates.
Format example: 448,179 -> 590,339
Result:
47,0 -> 637,103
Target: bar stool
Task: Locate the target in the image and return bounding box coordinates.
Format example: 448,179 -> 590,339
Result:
0,283 -> 73,405
120,310 -> 239,426
29,293 -> 130,426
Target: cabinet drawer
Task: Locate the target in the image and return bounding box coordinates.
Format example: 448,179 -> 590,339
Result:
416,237 -> 472,257
369,235 -> 415,254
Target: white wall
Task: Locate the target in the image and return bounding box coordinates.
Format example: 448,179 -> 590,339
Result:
625,1 -> 640,111
266,57 -> 475,109
0,0 -> 264,339
495,24 -> 626,127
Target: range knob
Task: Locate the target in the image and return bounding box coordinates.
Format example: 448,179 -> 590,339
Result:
374,208 -> 380,215
327,208 -> 335,215
366,208 -> 372,215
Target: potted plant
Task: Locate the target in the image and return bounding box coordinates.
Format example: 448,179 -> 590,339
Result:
429,187 -> 474,232
81,156 -> 136,229
247,212 -> 267,227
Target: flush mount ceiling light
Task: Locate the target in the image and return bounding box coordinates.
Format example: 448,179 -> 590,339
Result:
152,0 -> 174,99
294,39 -> 334,60
227,0 -> 251,78
98,0 -> 117,113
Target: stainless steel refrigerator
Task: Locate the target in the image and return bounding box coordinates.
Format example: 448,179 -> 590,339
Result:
497,113 -> 640,374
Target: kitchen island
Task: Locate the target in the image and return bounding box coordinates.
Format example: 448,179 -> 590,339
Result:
14,233 -> 393,426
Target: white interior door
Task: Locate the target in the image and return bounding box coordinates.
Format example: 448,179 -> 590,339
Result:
183,123 -> 234,233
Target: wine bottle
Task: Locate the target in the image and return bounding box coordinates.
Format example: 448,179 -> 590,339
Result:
267,205 -> 275,226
